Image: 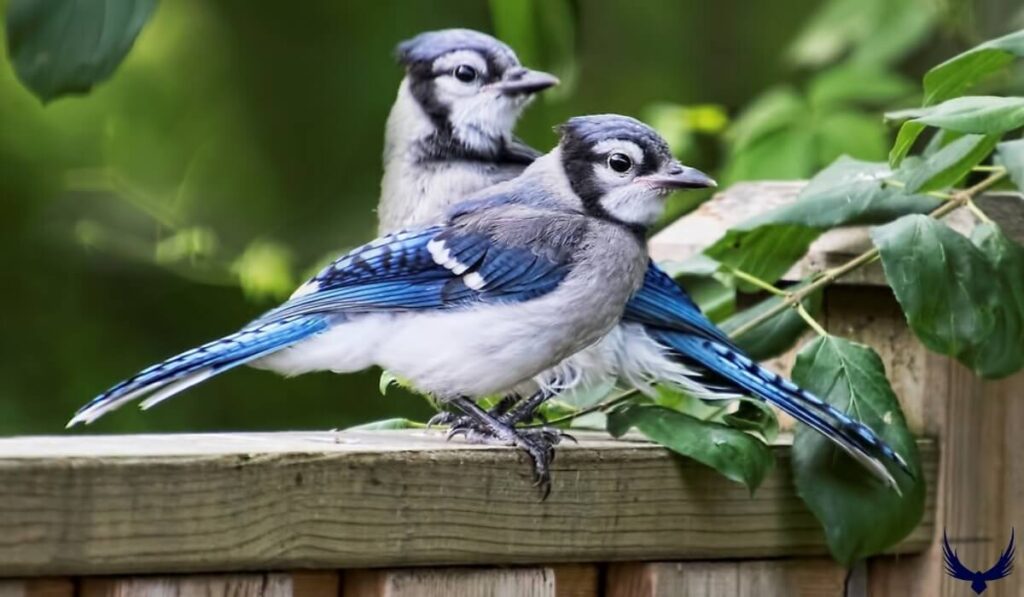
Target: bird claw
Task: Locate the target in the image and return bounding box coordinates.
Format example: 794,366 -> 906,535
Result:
440,411 -> 568,499
475,425 -> 568,499
427,411 -> 460,428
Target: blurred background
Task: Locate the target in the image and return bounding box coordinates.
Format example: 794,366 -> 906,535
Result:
1,0 -> 1021,435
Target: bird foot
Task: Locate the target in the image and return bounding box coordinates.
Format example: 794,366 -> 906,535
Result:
444,411 -> 572,499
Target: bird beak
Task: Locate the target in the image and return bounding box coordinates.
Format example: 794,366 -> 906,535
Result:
487,68 -> 560,96
638,164 -> 717,191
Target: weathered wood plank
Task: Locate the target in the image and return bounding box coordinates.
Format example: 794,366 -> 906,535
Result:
343,567 -> 553,597
868,367 -> 1024,597
0,431 -> 935,575
0,580 -> 73,597
605,559 -> 847,597
78,573 -> 316,597
650,182 -> 1023,287
551,564 -> 599,597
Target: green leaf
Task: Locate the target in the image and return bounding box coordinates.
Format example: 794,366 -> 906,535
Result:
889,121 -> 926,167
346,418 -> 423,431
489,0 -> 539,67
489,0 -> 577,99
871,215 -> 999,365
707,158 -> 940,287
923,30 -> 1024,106
847,0 -> 936,67
723,400 -> 780,444
816,111 -> 889,163
379,371 -> 398,396
886,96 -> 1024,135
644,103 -> 729,158
727,87 -> 806,150
231,240 -> 294,301
658,254 -> 722,278
996,139 -> 1024,191
791,336 -> 924,565
902,134 -> 1000,193
787,0 -> 936,68
153,227 -> 219,264
722,127 -> 817,184
680,275 -> 735,322
969,224 -> 1024,378
704,224 -> 821,290
533,0 -> 577,99
721,286 -> 823,360
809,65 -> 914,108
607,404 -> 774,492
5,0 -> 158,102
786,0 -> 875,67
773,157 -> 940,226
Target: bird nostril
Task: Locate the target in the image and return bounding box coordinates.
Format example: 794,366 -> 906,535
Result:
506,68 -> 527,80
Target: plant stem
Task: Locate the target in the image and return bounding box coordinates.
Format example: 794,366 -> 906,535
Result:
536,388 -> 639,427
972,165 -> 1007,173
729,267 -> 788,296
729,170 -> 1006,339
797,303 -> 829,336
966,198 -> 995,225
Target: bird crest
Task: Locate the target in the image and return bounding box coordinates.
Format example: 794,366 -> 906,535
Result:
943,528 -> 1015,594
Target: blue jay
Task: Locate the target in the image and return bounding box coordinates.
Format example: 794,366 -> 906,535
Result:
69,115 -> 713,492
378,29 -> 557,232
376,29 -> 911,490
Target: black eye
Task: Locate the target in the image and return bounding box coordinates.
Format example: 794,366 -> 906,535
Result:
454,65 -> 478,83
608,153 -> 633,173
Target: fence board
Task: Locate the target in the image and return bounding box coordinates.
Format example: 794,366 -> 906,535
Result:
606,559 -> 846,597
0,431 -> 935,576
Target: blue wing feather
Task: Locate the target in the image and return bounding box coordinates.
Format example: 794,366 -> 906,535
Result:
73,220 -> 574,425
625,264 -> 735,345
263,225 -> 572,322
70,315 -> 330,426
628,263 -> 910,486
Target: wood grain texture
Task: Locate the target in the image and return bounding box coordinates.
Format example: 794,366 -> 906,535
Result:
551,565 -> 598,597
0,579 -> 74,597
0,431 -> 935,576
868,368 -> 1024,597
649,182 -> 1023,287
79,573 -> 303,597
343,568 -> 552,597
341,565 -> 595,597
606,559 -> 847,597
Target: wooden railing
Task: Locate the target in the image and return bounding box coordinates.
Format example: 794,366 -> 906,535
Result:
1,182 -> 1020,597
0,432 -> 936,596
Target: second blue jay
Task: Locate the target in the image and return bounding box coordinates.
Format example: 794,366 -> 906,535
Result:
376,29 -> 911,490
70,115 -> 713,491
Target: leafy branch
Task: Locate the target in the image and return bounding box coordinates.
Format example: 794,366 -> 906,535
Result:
729,167 -> 1008,338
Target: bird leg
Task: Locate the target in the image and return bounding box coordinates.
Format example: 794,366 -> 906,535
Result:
502,388 -> 555,425
445,396 -> 564,498
426,394 -> 519,428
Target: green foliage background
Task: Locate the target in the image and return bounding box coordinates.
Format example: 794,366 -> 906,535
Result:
0,0 -> 1020,438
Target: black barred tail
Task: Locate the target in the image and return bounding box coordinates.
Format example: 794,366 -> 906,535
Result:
651,329 -> 911,490
69,315 -> 329,427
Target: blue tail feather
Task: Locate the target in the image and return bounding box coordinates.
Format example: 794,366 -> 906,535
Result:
649,329 -> 911,488
69,315 -> 329,427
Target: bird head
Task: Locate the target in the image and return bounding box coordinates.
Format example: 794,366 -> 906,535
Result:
395,29 -> 558,154
556,114 -> 716,230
